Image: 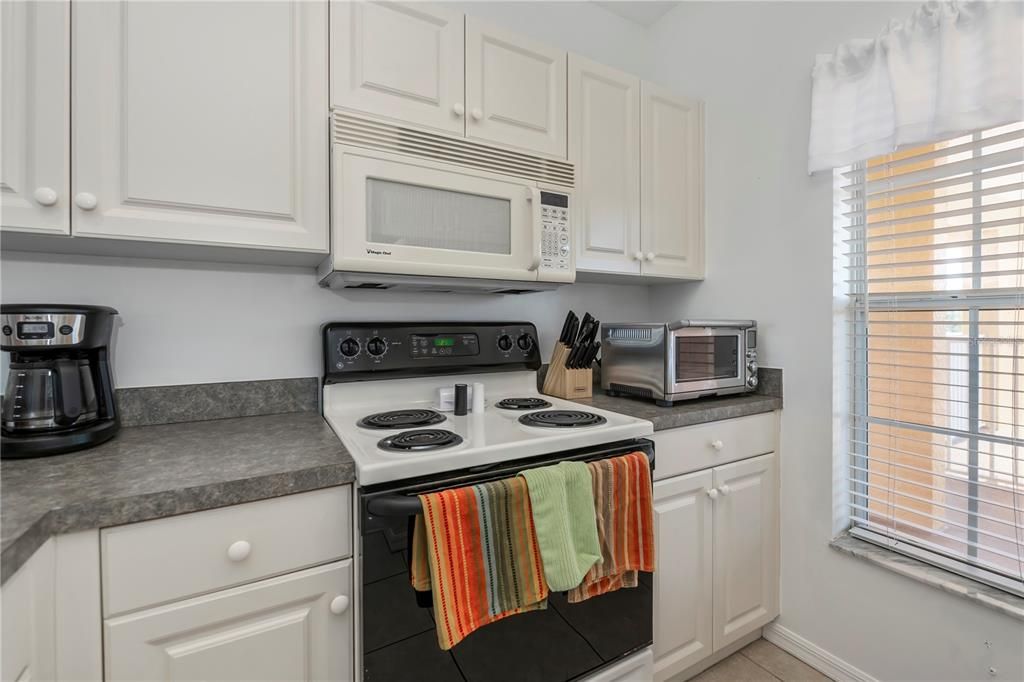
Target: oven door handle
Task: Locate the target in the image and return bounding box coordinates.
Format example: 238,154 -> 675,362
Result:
526,186 -> 542,271
366,494 -> 423,517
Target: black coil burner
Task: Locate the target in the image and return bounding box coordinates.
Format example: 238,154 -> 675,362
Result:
518,410 -> 607,428
496,397 -> 552,411
377,429 -> 464,452
358,409 -> 445,430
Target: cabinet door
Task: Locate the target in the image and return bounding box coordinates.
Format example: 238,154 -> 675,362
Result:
652,470 -> 714,682
1,540 -> 56,682
331,1 -> 465,136
72,1 -> 328,252
105,560 -> 353,682
569,55 -> 641,275
465,18 -> 567,158
0,0 -> 69,235
640,82 -> 704,279
712,453 -> 779,650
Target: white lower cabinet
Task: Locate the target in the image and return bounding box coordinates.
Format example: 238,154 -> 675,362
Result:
652,444 -> 779,681
105,560 -> 353,682
1,539 -> 56,682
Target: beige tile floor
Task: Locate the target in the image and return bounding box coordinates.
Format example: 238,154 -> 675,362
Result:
667,639 -> 833,682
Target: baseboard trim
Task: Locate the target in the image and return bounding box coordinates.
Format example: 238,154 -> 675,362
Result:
762,623 -> 877,682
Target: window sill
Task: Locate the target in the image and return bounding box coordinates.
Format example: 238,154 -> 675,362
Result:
830,532 -> 1024,623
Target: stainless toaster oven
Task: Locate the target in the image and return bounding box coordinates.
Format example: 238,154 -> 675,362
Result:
601,320 -> 758,405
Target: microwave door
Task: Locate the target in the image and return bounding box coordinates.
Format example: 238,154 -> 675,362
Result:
670,329 -> 744,393
333,147 -> 539,281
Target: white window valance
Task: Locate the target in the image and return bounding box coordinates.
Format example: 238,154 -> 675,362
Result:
808,1 -> 1023,173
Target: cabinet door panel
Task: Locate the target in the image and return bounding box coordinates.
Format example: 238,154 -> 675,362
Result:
0,0 -> 69,235
652,470 -> 714,681
72,1 -> 327,252
641,82 -> 704,279
712,453 -> 778,650
331,1 -> 465,135
466,18 -> 566,158
1,540 -> 56,682
105,561 -> 353,682
569,55 -> 641,275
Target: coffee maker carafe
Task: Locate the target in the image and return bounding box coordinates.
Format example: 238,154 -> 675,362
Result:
2,305 -> 119,458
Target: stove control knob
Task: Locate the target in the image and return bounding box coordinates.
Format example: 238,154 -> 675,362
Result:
516,333 -> 534,351
339,337 -> 360,358
497,334 -> 513,352
367,337 -> 387,357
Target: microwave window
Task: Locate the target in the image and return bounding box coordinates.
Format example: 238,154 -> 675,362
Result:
367,179 -> 512,255
675,335 -> 739,382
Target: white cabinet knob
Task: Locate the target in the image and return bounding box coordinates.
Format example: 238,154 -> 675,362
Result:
710,439 -> 724,451
33,187 -> 58,206
227,540 -> 251,562
74,192 -> 97,210
646,252 -> 655,261
470,107 -> 483,121
453,103 -> 465,117
706,488 -> 720,500
329,595 -> 350,615
634,250 -> 644,261
719,484 -> 732,496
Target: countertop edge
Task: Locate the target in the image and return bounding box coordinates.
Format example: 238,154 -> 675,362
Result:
649,396 -> 783,430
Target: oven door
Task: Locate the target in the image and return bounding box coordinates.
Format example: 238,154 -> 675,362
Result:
668,326 -> 745,395
333,145 -> 551,282
358,441 -> 654,682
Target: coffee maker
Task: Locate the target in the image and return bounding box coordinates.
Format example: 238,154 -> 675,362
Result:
2,305 -> 120,458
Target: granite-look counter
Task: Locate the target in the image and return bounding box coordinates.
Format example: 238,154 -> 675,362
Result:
2,412 -> 353,583
571,391 -> 782,431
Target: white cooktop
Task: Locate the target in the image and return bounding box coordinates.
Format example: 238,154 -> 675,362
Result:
322,371 -> 653,485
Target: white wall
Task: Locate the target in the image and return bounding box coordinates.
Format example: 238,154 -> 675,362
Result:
645,2 -> 1024,680
0,1 -> 654,389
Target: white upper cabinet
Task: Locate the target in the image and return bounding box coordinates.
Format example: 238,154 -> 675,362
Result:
569,55 -> 641,275
641,81 -> 705,279
0,0 -> 70,235
71,1 -> 328,253
712,452 -> 779,651
331,1 -> 465,136
465,18 -> 567,158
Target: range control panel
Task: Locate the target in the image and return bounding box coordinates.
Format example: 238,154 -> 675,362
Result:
539,191 -> 570,273
323,322 -> 541,383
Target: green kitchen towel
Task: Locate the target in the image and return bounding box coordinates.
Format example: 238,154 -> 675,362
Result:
519,461 -> 602,591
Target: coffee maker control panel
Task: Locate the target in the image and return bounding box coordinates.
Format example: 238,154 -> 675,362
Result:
1,313 -> 86,347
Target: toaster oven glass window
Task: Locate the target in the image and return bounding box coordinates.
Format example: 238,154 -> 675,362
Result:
675,335 -> 739,382
367,179 -> 512,255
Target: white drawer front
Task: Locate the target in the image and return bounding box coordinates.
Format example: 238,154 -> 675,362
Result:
650,413 -> 778,481
102,486 -> 351,616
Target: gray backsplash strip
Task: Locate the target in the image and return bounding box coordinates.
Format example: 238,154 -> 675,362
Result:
116,377 -> 320,427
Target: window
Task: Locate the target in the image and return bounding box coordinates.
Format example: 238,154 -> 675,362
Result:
839,122 -> 1024,596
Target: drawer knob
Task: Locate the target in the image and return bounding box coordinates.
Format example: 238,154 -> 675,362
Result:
470,107 -> 483,121
719,484 -> 732,496
634,250 -> 644,261
33,187 -> 58,206
227,540 -> 251,562
706,488 -> 719,500
453,103 -> 465,117
74,192 -> 97,210
710,439 -> 724,451
329,595 -> 350,615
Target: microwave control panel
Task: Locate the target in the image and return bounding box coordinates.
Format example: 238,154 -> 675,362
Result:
539,191 -> 570,272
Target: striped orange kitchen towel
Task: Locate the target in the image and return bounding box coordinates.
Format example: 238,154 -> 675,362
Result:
410,477 -> 549,650
567,451 -> 655,603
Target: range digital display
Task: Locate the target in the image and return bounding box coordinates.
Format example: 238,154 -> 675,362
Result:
433,337 -> 456,347
409,333 -> 480,358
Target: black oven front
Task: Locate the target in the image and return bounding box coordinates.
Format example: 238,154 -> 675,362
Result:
358,439 -> 655,682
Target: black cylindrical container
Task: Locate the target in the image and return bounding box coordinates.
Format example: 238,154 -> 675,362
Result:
453,383 -> 468,416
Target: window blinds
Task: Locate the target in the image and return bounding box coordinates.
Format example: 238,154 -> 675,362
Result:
840,122 -> 1024,595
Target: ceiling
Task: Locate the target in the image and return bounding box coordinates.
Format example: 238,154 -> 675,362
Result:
593,1 -> 681,27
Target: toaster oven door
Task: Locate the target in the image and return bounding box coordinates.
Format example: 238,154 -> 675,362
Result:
668,327 -> 745,394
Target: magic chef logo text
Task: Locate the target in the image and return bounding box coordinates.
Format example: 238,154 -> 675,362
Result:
365,248 -> 392,256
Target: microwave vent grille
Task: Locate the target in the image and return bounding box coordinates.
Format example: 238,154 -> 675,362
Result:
332,109 -> 574,187
608,327 -> 654,342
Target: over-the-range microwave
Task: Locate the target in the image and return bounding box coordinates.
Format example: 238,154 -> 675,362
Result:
317,111 -> 575,294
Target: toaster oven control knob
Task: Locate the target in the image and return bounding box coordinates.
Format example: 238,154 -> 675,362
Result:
367,337 -> 387,357
339,337 -> 360,358
747,360 -> 758,374
746,374 -> 759,389
516,333 -> 534,351
497,334 -> 513,352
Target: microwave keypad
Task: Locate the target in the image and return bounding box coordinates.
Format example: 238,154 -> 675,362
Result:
540,198 -> 570,271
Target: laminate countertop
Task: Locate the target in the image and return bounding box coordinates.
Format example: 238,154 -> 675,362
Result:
1,412 -> 354,583
570,391 -> 783,431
